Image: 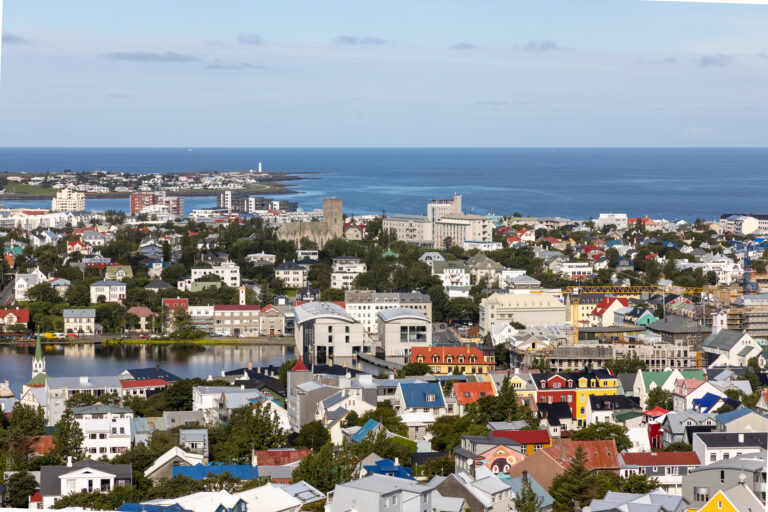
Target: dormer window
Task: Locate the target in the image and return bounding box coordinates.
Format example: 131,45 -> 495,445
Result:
432,355 -> 439,363
540,381 -> 546,389
426,394 -> 435,402
447,356 -> 453,363
568,380 -> 573,388
418,356 -> 424,363
458,356 -> 465,363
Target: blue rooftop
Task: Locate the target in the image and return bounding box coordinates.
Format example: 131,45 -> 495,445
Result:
172,463 -> 259,481
399,382 -> 445,409
363,458 -> 414,480
350,419 -> 382,443
692,392 -> 723,413
716,407 -> 754,424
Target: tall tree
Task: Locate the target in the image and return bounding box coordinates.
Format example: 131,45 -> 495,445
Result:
53,409 -> 85,461
291,443 -> 358,494
549,445 -> 598,512
210,404 -> 286,463
645,387 -> 673,410
295,420 -> 331,450
4,471 -> 39,507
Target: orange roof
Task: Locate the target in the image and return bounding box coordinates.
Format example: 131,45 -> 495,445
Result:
453,382 -> 495,405
31,435 -> 55,455
410,345 -> 490,365
643,406 -> 670,417
543,440 -> 619,470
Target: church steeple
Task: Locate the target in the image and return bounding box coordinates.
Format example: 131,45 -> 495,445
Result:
32,333 -> 45,379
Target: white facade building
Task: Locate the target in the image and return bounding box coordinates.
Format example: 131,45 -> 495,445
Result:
51,188 -> 86,212
330,256 -> 367,290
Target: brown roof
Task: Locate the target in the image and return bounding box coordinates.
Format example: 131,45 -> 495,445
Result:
31,435 -> 55,455
543,440 -> 620,470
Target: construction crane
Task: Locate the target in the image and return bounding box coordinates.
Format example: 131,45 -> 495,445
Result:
564,285 -> 706,344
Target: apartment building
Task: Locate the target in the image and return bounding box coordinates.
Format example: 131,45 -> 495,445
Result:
433,213 -> 493,249
189,305 -> 215,333
180,261 -> 241,289
330,256 -> 367,290
345,290 -> 432,334
275,261 -> 309,289
377,308 -> 432,363
46,375 -> 122,425
213,304 -> 261,337
382,215 -> 433,245
51,188 -> 85,212
73,404 -> 133,459
130,192 -> 184,216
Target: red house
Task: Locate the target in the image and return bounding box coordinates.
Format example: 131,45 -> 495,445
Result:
162,297 -> 189,310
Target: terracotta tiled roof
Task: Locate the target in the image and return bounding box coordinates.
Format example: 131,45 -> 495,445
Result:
127,306 -> 154,318
453,382 -> 495,405
543,440 -> 620,470
252,448 -> 311,466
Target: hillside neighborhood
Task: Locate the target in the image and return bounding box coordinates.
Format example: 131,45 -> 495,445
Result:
2,191 -> 768,511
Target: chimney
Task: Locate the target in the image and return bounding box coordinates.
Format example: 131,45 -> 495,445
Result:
67,456 -> 73,467
573,501 -> 580,512
247,362 -> 253,371
79,376 -> 88,385
522,470 -> 529,486
738,433 -> 744,443
394,457 -> 400,467
560,444 -> 567,461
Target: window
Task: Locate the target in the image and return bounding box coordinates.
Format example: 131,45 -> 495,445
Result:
694,487 -> 709,502
720,470 -> 725,483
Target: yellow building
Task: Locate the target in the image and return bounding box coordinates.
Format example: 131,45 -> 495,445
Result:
534,370 -> 619,427
696,484 -> 763,512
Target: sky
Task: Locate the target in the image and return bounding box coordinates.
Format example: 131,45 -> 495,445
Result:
0,0 -> 767,147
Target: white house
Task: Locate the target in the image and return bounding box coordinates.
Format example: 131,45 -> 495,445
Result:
14,267 -> 47,301
700,329 -> 761,368
72,404 -> 133,459
330,256 -> 367,290
89,280 -> 127,304
39,459 -> 132,509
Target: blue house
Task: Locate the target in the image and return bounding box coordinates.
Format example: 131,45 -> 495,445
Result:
692,392 -> 739,413
363,458 -> 414,480
172,462 -> 259,481
396,382 -> 446,414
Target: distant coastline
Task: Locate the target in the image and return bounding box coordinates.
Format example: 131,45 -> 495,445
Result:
0,169 -> 306,200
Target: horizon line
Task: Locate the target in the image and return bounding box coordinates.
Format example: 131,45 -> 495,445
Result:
1,146 -> 768,150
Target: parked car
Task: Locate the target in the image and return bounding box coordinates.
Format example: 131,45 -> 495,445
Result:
66,333 -> 79,338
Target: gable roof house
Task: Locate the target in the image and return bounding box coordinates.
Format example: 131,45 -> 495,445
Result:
700,329 -> 761,368
40,459 -> 132,509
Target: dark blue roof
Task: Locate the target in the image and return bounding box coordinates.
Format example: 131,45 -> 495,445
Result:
125,367 -> 181,382
693,392 -> 724,413
172,463 -> 259,480
363,458 -> 414,480
400,382 -> 445,409
350,419 -> 382,443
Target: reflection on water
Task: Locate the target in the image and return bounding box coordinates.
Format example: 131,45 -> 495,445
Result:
0,343 -> 294,395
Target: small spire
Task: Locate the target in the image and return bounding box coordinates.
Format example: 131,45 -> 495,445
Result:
292,356 -> 309,372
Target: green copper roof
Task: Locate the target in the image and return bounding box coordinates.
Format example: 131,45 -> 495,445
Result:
25,373 -> 47,387
34,334 -> 44,362
614,411 -> 643,422
641,371 -> 671,391
680,370 -> 706,380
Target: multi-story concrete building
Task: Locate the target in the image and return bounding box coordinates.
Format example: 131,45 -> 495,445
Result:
479,292 -> 567,335
51,188 -> 85,212
595,213 -> 629,230
552,261 -> 593,279
73,404 -> 133,459
330,256 -> 367,290
345,290 -> 432,334
376,308 -> 432,363
188,305 -> 215,333
433,213 -> 493,249
294,302 -> 366,365
213,304 -> 260,337
382,215 -> 433,245
130,192 -> 184,216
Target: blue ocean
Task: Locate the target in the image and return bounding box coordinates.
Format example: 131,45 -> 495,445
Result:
0,148 -> 766,220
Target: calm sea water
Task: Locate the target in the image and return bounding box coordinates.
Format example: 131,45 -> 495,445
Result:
0,147 -> 766,220
0,343 -> 295,396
